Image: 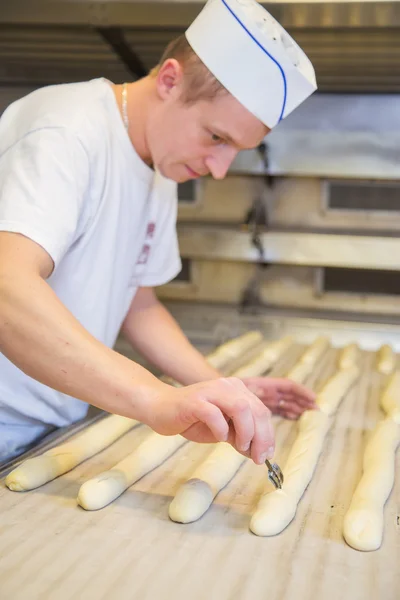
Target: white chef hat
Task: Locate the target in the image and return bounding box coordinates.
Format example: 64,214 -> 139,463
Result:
185,0 -> 317,129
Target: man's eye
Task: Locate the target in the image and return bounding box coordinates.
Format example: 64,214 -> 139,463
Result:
211,133 -> 222,143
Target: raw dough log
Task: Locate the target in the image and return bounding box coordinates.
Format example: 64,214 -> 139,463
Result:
250,410 -> 331,536
317,366 -> 359,416
169,442 -> 246,523
338,343 -> 360,369
233,336 -> 293,378
5,415 -> 138,492
163,330 -> 264,387
343,418 -> 400,551
286,336 -> 330,384
78,433 -> 186,510
380,370 -> 400,424
300,336 -> 330,366
168,339 -> 293,523
250,361 -> 353,536
207,331 -> 263,370
169,443 -> 245,523
286,361 -> 313,385
376,344 -> 396,375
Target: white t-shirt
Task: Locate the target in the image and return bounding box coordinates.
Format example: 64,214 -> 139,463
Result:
0,78 -> 181,458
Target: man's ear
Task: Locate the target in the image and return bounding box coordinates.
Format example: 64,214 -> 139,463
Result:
155,59 -> 184,101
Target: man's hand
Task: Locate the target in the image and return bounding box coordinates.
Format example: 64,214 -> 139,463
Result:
145,377 -> 275,465
242,377 -> 317,420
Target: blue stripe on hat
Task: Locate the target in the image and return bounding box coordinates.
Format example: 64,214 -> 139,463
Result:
221,0 -> 287,122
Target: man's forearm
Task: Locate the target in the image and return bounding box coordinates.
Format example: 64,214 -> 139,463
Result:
122,295 -> 221,385
0,272 -> 164,421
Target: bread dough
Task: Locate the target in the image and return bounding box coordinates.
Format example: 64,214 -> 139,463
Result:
250,410 -> 331,536
207,331 -> 263,370
169,443 -> 245,523
233,336 -> 293,378
300,336 -> 330,366
317,366 -> 359,416
5,415 -> 138,491
338,343 -> 360,369
162,331 -> 264,387
251,361 -> 352,537
376,344 -> 396,375
286,361 -> 313,384
78,433 -> 186,510
169,337 -> 290,523
380,370 -> 400,424
286,336 -> 330,384
343,418 -> 400,551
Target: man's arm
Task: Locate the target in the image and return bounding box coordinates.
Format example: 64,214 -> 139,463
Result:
0,232 -> 275,464
121,287 -> 221,385
0,232 -> 164,422
122,287 -> 318,420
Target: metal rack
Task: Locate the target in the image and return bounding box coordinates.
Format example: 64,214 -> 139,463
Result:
1,1 -> 400,91
2,1 -> 400,328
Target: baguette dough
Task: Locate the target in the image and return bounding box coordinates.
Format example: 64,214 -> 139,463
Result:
5,415 -> 138,491
338,343 -> 360,369
380,371 -> 400,424
78,433 -> 186,510
300,336 -> 330,365
286,361 -> 313,385
317,366 -> 359,416
207,331 -> 263,370
169,443 -> 245,523
168,339 -> 293,523
286,336 -> 330,384
163,331 -> 264,387
343,418 -> 400,551
376,344 -> 396,375
250,360 -> 353,537
250,410 -> 331,536
233,336 -> 293,378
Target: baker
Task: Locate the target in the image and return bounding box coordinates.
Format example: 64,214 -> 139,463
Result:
0,0 -> 318,463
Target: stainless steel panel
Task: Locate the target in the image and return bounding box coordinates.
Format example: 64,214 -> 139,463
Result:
232,94 -> 400,178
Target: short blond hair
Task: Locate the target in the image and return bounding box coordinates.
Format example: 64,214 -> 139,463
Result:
150,35 -> 227,104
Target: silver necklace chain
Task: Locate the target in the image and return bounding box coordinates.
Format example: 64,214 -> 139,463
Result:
122,82 -> 129,131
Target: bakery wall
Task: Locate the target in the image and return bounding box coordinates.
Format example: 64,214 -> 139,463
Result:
1,0 -> 400,325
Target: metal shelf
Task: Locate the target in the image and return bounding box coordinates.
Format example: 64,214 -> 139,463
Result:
1,1 -> 400,28
177,226 -> 400,271
0,2 -> 400,91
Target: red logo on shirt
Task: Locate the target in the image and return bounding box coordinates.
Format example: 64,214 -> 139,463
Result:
136,223 -> 156,265
146,223 -> 156,238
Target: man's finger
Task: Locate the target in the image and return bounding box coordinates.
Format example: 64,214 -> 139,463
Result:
249,402 -> 275,465
276,380 -> 316,404
245,384 -> 264,397
183,422 -> 219,443
276,401 -> 304,418
190,401 -> 229,442
285,412 -> 299,420
283,392 -> 317,409
210,393 -> 255,452
289,380 -> 316,401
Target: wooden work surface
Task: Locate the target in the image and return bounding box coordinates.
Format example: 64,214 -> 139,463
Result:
0,347 -> 399,600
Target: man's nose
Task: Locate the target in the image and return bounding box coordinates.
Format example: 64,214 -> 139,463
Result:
205,147 -> 239,180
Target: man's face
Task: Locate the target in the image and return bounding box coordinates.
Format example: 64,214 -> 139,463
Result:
146,61 -> 270,183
